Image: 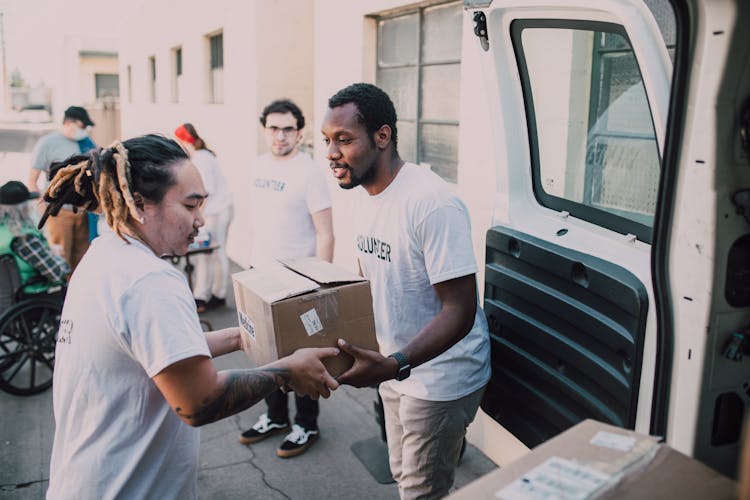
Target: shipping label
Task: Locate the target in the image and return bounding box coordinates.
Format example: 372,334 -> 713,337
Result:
300,308 -> 324,336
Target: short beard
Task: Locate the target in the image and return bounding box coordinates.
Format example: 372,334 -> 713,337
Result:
339,161 -> 376,190
272,144 -> 296,158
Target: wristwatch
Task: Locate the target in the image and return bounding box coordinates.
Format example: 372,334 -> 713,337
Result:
388,352 -> 411,381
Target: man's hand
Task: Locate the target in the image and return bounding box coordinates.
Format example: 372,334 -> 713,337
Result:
156,347 -> 341,427
278,347 -> 341,399
335,339 -> 399,388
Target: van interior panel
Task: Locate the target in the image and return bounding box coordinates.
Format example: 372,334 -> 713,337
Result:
481,225 -> 649,447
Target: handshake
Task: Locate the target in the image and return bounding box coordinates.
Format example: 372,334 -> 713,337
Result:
271,338 -> 401,399
271,346 -> 341,400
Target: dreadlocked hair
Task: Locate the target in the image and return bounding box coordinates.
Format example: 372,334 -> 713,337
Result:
39,134 -> 189,242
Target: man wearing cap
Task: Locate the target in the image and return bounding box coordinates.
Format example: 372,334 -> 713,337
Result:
0,181 -> 70,304
26,106 -> 96,271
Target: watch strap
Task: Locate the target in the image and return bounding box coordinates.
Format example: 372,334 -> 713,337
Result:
388,351 -> 411,381
389,351 -> 409,369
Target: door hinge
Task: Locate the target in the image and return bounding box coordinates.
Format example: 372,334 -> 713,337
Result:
473,11 -> 489,51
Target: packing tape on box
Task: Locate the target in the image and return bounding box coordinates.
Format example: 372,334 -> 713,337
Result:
298,290 -> 339,329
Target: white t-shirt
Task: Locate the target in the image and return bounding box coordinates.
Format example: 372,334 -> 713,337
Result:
48,233 -> 211,500
249,152 -> 331,267
354,163 -> 491,401
192,149 -> 232,217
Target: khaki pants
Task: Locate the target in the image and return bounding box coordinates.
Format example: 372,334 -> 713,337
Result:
380,382 -> 485,500
46,209 -> 89,272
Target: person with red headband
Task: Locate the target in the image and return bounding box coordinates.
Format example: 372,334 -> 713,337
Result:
174,123 -> 234,313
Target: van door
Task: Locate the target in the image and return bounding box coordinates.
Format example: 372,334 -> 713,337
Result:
469,0 -> 750,478
468,0 -> 674,448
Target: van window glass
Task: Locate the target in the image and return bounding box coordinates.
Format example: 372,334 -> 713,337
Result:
516,23 -> 660,241
644,0 -> 676,62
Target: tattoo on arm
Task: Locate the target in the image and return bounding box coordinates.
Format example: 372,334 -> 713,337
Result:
174,367 -> 290,426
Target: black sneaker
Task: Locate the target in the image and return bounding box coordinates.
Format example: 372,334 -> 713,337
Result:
239,413 -> 290,445
277,424 -> 319,458
195,299 -> 208,314
206,295 -> 226,310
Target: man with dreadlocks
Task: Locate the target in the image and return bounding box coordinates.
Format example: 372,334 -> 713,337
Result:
43,134 -> 340,500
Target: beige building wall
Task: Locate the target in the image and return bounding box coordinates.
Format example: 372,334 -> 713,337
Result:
119,0 -> 314,266
255,1 -> 315,154
79,54 -> 121,147
78,54 -> 119,103
56,35 -> 118,122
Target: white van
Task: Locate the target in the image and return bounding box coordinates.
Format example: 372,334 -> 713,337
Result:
464,0 -> 749,479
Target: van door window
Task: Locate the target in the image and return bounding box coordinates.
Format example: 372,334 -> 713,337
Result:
512,21 -> 660,242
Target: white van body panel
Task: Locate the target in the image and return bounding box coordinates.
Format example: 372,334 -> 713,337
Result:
665,0 -> 739,456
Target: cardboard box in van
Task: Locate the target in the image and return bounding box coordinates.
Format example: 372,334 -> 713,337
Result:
448,419 -> 736,499
232,257 -> 379,377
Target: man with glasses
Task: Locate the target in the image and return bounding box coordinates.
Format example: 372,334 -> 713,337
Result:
239,98 -> 335,458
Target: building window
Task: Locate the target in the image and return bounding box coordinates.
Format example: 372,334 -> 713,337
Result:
127,65 -> 132,103
95,73 -> 119,100
148,56 -> 156,103
375,2 -> 462,183
208,32 -> 223,104
171,46 -> 182,103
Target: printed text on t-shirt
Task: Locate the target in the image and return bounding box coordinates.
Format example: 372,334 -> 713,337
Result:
357,234 -> 392,262
254,178 -> 286,191
57,319 -> 73,344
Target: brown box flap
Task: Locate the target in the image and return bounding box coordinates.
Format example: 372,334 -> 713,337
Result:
279,256 -> 365,284
232,265 -> 319,304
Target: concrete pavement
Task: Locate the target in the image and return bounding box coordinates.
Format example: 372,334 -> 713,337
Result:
0,261 -> 497,499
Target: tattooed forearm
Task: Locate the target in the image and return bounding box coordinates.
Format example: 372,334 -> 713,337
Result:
174,367 -> 290,426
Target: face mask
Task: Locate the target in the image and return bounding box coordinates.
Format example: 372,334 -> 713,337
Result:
71,127 -> 88,141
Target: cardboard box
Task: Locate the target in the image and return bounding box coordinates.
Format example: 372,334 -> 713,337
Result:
448,419 -> 736,499
232,257 -> 379,377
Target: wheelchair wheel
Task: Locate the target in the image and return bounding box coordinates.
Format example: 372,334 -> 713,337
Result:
0,299 -> 61,396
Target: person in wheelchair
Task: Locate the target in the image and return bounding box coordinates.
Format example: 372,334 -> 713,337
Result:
0,180 -> 69,307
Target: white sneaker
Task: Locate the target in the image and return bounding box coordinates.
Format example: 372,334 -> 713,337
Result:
277,424 -> 319,458
238,413 -> 290,445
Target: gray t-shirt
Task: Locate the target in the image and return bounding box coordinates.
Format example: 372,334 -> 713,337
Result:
30,132 -> 80,189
